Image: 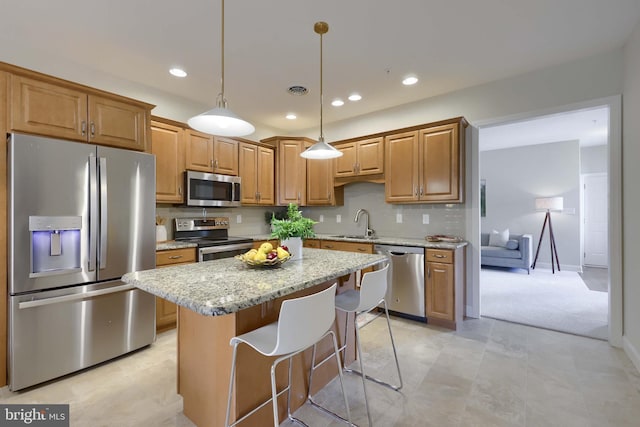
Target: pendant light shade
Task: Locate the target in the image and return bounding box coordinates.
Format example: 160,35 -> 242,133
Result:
188,0 -> 254,137
301,22 -> 342,160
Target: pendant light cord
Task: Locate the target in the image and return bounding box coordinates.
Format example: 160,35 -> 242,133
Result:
319,28 -> 324,141
219,0 -> 226,107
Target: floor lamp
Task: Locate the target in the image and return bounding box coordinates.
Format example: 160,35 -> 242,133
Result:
531,197 -> 563,273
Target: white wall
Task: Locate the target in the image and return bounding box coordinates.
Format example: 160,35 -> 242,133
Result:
623,20 -> 640,370
480,141 -> 582,270
581,145 -> 608,174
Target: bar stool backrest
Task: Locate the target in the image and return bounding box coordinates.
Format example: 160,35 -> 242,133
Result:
271,283 -> 338,356
356,265 -> 390,313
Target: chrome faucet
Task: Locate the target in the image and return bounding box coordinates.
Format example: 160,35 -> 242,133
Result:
354,208 -> 375,238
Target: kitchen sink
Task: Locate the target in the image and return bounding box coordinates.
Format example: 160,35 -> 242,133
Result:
330,235 -> 379,240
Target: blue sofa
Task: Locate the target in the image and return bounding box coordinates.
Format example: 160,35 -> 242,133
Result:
481,233 -> 533,274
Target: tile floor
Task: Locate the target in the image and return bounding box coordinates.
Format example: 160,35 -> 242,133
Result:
1,316 -> 639,427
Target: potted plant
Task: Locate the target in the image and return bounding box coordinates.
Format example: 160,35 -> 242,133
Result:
270,203 -> 316,261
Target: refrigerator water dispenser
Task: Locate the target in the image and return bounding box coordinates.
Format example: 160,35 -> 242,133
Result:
29,216 -> 82,278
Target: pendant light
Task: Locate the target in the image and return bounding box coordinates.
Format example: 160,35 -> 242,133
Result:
188,0 -> 254,137
301,22 -> 343,159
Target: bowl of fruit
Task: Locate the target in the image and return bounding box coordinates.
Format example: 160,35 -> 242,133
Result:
236,242 -> 291,268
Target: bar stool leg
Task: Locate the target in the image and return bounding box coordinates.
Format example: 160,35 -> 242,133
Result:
270,362 -> 280,426
225,344 -> 239,427
382,300 -> 403,391
354,314 -> 373,426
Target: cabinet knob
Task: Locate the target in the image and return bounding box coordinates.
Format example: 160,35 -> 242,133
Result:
420,185 -> 424,196
168,255 -> 183,259
178,186 -> 182,196
434,254 -> 446,258
325,244 -> 334,249
415,187 -> 419,196
90,122 -> 96,138
81,121 -> 87,136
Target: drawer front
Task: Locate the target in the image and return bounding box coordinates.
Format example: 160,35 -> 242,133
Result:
156,248 -> 196,266
303,239 -> 321,249
426,249 -> 453,264
321,240 -> 373,254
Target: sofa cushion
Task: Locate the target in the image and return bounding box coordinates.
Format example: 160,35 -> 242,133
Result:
481,246 -> 523,259
505,239 -> 519,250
489,229 -> 509,247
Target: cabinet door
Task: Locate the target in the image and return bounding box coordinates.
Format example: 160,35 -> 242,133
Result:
320,240 -> 373,253
426,261 -> 454,321
385,131 -> 419,202
419,123 -> 461,202
334,141 -> 357,177
88,95 -> 147,151
156,248 -> 196,332
151,121 -> 184,203
277,139 -> 307,205
185,130 -> 214,172
10,75 -> 87,142
213,136 -> 239,176
356,137 -> 384,175
257,146 -> 275,205
303,239 -> 321,249
238,142 -> 258,204
306,158 -> 334,205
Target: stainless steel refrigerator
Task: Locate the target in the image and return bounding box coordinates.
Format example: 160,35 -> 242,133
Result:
8,133 -> 156,391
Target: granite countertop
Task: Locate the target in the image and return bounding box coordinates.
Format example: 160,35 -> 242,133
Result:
156,241 -> 198,251
123,248 -> 386,316
238,233 -> 467,250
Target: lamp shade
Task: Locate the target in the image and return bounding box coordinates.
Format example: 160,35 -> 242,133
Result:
300,137 -> 343,159
535,197 -> 564,211
187,107 -> 255,137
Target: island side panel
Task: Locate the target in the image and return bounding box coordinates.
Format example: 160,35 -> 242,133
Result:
178,276 -> 357,427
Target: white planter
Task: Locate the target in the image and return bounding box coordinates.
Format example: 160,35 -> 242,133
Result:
281,237 -> 303,261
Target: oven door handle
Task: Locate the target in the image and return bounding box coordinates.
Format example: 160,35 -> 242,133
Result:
198,243 -> 254,258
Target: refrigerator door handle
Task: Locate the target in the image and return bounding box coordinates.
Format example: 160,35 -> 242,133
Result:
17,284 -> 135,309
88,155 -> 98,272
99,157 -> 108,269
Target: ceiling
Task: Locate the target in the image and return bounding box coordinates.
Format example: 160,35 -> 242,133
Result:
2,1 -> 639,134
479,107 -> 609,151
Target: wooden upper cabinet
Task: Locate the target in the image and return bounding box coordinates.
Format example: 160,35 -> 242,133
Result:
385,118 -> 465,204
10,75 -> 87,142
385,130 -> 420,202
268,138 -> 308,206
185,132 -> 239,176
9,73 -> 151,151
419,123 -> 461,202
307,158 -> 335,206
238,142 -> 274,205
88,95 -> 146,150
213,137 -> 239,176
151,120 -> 184,203
334,137 -> 383,178
185,130 -> 214,172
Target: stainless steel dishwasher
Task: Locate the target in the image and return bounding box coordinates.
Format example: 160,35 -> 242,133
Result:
375,244 -> 425,320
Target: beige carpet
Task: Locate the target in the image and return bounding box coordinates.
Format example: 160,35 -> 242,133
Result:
481,268 -> 608,340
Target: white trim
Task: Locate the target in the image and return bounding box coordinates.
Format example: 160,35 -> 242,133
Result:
466,125 -> 480,318
623,336 -> 640,374
471,95 -> 623,348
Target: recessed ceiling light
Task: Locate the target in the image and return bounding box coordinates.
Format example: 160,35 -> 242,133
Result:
331,99 -> 344,107
402,76 -> 418,85
169,68 -> 187,78
348,93 -> 362,101
286,113 -> 297,120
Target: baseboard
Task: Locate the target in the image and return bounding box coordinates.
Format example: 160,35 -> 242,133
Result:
533,262 -> 581,272
623,336 -> 640,373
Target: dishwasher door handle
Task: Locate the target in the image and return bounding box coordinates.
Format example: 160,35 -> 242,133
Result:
390,251 -> 408,256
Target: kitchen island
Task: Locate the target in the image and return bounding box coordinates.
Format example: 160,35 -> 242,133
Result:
122,248 -> 386,427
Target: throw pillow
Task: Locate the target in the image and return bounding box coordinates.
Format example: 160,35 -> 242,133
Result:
505,239 -> 519,250
489,229 -> 509,247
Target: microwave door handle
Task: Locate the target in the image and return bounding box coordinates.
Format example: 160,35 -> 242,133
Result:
88,155 -> 98,271
99,157 -> 108,269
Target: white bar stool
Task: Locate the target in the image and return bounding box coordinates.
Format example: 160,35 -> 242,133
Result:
224,283 -> 353,427
325,265 -> 403,426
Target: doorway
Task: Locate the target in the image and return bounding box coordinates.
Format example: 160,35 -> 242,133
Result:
477,105 -> 612,340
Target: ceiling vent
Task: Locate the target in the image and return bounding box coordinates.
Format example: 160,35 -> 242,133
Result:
287,85 -> 309,96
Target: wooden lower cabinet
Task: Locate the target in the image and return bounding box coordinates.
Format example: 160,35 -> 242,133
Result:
309,239 -> 374,274
425,247 -> 465,329
303,238 -> 320,249
155,247 -> 196,332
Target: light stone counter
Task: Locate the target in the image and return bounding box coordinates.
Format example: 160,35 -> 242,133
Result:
123,248 -> 386,316
155,240 -> 198,251
242,233 -> 467,250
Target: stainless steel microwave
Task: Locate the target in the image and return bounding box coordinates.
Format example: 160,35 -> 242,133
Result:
185,170 -> 241,207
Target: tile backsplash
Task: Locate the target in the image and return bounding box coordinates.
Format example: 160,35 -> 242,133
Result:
156,182 -> 466,240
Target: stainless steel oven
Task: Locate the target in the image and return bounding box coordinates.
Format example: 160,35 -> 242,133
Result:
174,217 -> 254,262
185,170 -> 241,207
199,242 -> 254,262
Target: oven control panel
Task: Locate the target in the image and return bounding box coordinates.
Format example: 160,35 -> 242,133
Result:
175,217 -> 230,231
